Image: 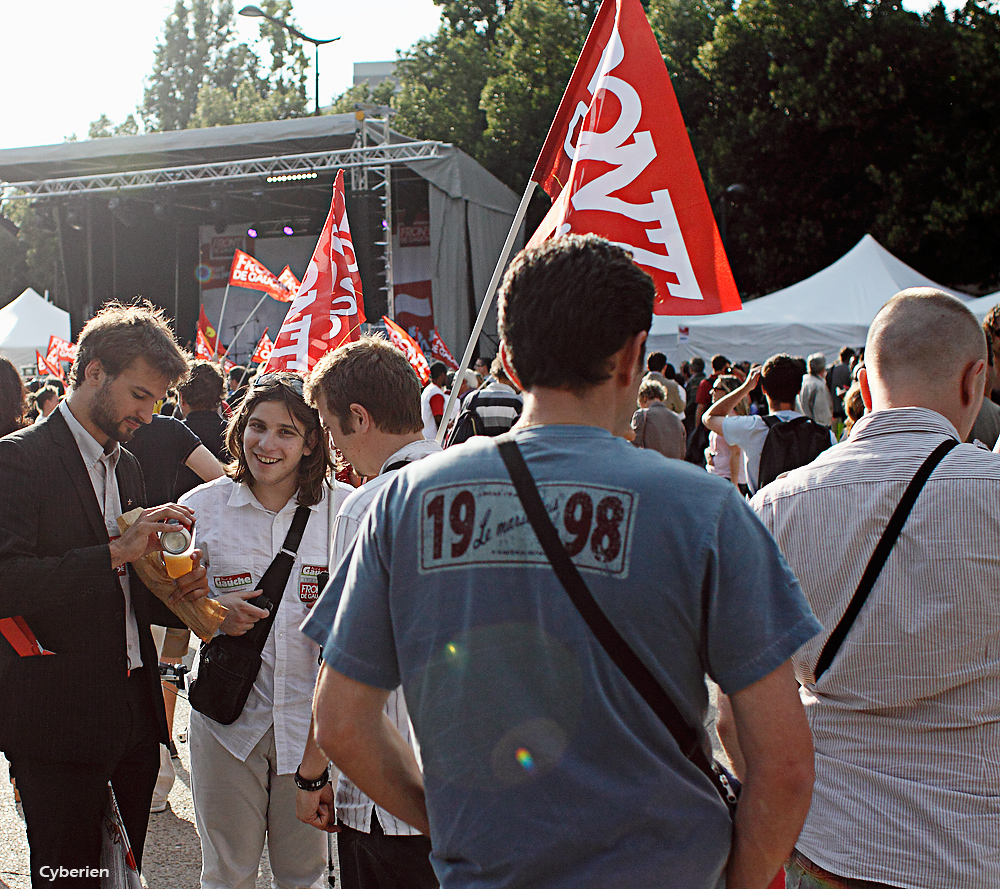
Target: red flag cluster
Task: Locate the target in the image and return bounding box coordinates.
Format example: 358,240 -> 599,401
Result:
262,170 -> 366,373
228,250 -> 295,303
46,336 -> 76,364
529,0 -> 740,317
36,350 -> 65,382
382,316 -> 431,385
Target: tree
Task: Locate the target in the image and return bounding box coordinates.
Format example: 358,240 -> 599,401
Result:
87,114 -> 140,139
0,203 -> 60,307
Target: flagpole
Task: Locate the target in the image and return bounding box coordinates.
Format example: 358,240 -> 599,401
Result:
435,181 -> 536,444
221,293 -> 270,362
215,282 -> 232,359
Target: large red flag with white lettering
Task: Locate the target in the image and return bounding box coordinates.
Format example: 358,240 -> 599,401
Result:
529,0 -> 740,316
382,316 -> 431,385
429,328 -> 458,370
228,250 -> 294,302
46,335 -> 77,364
262,170 -> 366,373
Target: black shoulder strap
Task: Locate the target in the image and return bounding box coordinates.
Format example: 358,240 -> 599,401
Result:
495,436 -> 718,783
814,438 -> 957,679
762,414 -> 781,429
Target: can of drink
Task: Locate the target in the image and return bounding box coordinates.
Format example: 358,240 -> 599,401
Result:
160,520 -> 195,579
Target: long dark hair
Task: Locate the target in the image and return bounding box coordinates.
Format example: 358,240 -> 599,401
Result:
224,373 -> 330,507
0,357 -> 27,437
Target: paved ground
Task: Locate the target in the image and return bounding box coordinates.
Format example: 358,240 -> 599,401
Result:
0,686 -> 339,889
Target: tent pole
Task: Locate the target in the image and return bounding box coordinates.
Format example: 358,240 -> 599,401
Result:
436,180 -> 535,444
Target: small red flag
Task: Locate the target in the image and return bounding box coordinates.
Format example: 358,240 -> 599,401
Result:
46,335 -> 76,364
529,0 -> 740,317
382,316 -> 431,385
228,250 -> 294,302
251,329 -> 274,365
429,328 -> 458,370
278,266 -> 301,296
36,350 -> 65,383
262,170 -> 366,373
198,306 -> 220,357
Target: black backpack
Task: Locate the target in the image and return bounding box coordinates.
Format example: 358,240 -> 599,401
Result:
756,415 -> 832,489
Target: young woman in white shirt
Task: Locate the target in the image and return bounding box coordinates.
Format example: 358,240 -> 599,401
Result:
181,372 -> 336,889
705,374 -> 750,496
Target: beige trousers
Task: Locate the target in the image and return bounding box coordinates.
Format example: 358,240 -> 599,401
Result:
189,713 -> 326,889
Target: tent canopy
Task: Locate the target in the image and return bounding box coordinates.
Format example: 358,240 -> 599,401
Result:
648,235 -> 972,364
0,288 -> 71,371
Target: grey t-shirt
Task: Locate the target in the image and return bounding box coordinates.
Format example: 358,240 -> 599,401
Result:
306,426 -> 819,889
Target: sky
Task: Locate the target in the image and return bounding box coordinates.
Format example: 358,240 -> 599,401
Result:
0,0 -> 965,152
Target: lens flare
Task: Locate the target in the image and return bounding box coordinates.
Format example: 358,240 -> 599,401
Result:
515,748 -> 534,771
194,264 -> 212,283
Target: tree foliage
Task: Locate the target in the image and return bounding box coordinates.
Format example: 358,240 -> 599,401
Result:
0,204 -> 60,307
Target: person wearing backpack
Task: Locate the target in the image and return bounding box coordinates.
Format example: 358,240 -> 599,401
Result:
702,355 -> 835,493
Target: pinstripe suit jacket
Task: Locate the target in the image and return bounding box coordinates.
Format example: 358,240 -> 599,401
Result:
0,408 -> 179,763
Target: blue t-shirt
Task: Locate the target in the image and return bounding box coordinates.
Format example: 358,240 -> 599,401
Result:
306,425 -> 819,889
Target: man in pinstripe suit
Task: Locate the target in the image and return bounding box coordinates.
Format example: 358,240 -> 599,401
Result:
753,288 -> 998,889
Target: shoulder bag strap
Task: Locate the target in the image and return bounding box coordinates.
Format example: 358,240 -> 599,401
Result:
495,436 -> 718,783
814,438 -> 957,679
242,504 -> 312,651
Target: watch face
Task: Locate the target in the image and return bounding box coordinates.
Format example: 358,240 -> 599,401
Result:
160,528 -> 190,555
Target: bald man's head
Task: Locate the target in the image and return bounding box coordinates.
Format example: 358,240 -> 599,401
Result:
865,288 -> 986,434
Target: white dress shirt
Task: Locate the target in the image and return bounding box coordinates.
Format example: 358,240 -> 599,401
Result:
59,401 -> 142,671
181,476 -> 332,775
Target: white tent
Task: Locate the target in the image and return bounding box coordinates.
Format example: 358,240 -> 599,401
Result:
0,288 -> 72,372
967,291 -> 1000,321
647,235 -> 971,364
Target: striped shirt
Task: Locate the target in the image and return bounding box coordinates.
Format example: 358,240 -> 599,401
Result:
752,407 -> 1000,888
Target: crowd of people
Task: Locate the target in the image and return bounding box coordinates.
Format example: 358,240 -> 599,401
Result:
0,234 -> 998,889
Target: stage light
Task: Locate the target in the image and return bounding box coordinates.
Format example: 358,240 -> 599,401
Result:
247,227 -> 258,238
266,171 -> 318,184
283,225 -> 294,236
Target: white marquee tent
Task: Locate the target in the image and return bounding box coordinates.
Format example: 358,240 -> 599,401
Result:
0,288 -> 72,372
967,291 -> 1000,321
647,235 -> 972,364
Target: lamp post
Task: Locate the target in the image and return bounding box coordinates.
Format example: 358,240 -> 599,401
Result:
238,5 -> 339,116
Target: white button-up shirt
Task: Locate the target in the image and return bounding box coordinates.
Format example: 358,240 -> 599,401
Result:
752,407 -> 1000,888
59,401 -> 142,671
181,476 -> 332,775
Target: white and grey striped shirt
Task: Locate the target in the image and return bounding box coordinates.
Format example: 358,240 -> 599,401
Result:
752,407 -> 1000,888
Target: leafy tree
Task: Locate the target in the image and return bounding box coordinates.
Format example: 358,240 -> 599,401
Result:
0,203 -> 60,307
87,114 -> 140,139
326,81 -> 397,115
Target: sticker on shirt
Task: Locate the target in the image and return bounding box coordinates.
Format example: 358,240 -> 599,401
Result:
213,571 -> 253,592
299,565 -> 327,609
108,535 -> 127,578
419,482 -> 636,577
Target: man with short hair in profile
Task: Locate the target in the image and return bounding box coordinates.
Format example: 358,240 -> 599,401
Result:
307,234 -> 818,889
753,288 -> 1000,889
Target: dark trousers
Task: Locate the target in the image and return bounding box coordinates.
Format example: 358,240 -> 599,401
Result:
10,668 -> 161,889
337,812 -> 438,889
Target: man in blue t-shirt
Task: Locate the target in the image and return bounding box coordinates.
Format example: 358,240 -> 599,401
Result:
305,235 -> 819,889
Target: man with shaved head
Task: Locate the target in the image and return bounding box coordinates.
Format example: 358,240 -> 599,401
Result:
752,288 -> 1000,888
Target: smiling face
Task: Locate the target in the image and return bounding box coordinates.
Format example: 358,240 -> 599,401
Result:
242,400 -> 315,505
87,357 -> 171,445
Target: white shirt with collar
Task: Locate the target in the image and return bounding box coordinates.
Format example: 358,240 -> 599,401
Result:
59,401 -> 142,671
181,476 -> 332,775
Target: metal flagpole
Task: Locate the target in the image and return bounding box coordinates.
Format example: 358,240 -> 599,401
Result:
214,282 -> 233,360
436,181 -> 536,444
221,293 -> 270,362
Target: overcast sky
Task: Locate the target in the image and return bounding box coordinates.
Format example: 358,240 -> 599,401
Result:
0,0 -> 963,152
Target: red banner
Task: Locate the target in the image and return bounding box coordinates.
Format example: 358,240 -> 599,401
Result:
278,266 -> 300,296
198,305 -> 220,358
251,329 -> 274,365
228,250 -> 294,302
382,316 -> 431,385
429,328 -> 458,370
46,335 -> 76,364
262,170 -> 366,373
529,0 -> 740,317
36,350 -> 65,383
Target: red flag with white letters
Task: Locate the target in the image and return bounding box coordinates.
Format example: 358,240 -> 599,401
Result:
262,170 -> 366,373
228,250 -> 294,302
36,350 -> 65,383
529,0 -> 740,316
429,328 -> 458,370
382,316 -> 431,385
46,335 -> 77,364
277,266 -> 300,296
251,328 -> 273,365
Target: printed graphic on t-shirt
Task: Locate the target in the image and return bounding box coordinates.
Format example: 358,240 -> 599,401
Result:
419,482 -> 635,577
213,571 -> 253,592
299,564 -> 326,608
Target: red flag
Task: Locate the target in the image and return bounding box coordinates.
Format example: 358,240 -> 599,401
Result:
529,0 -> 740,317
382,316 -> 431,385
262,170 -> 366,373
278,266 -> 300,295
251,329 -> 274,365
46,335 -> 76,364
36,350 -> 65,383
429,328 -> 458,370
228,250 -> 294,302
198,305 -> 220,357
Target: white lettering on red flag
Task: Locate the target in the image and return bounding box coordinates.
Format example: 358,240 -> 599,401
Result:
430,328 -> 458,370
277,266 -> 300,296
382,316 -> 431,385
36,350 -> 65,382
46,335 -> 77,364
228,250 -> 294,302
263,170 -> 367,373
251,329 -> 274,365
529,0 -> 741,317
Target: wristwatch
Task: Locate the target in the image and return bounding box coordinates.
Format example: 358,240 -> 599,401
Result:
294,765 -> 330,792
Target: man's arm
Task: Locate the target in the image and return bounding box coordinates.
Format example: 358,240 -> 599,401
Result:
184,444 -> 225,483
725,661 -> 814,889
703,365 -> 761,434
312,664 -> 430,835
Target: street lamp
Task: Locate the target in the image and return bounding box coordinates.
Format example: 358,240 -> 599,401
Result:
238,5 -> 340,116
